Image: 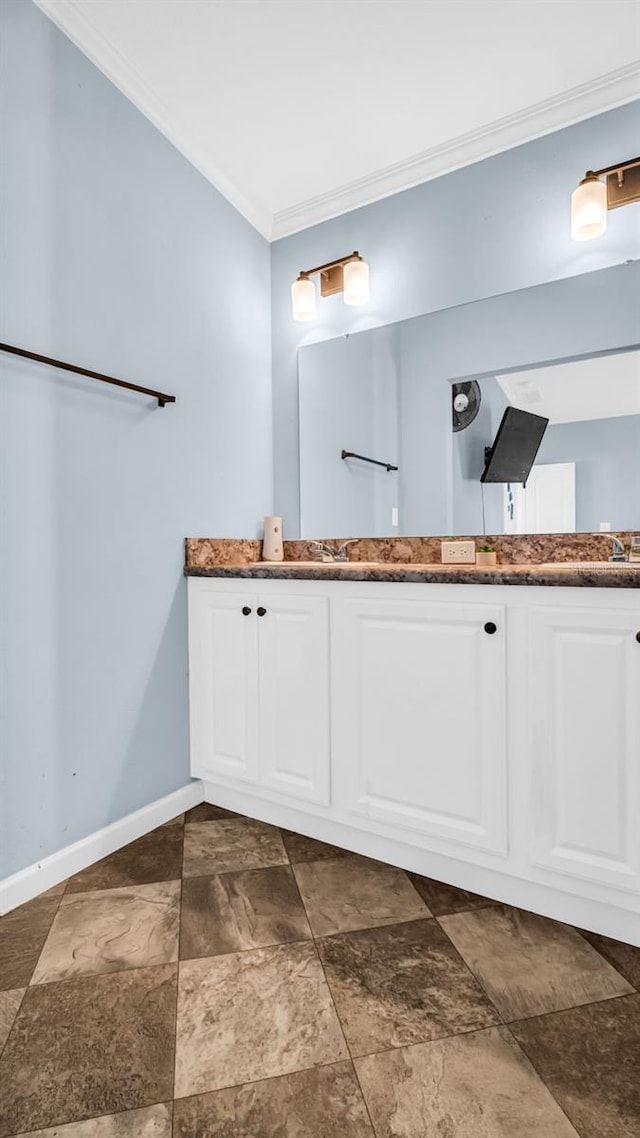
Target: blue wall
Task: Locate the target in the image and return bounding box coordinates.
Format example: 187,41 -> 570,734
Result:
298,326 -> 399,536
0,0 -> 272,877
271,101 -> 640,534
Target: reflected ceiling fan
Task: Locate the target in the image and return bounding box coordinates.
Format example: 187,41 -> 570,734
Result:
452,381 -> 481,431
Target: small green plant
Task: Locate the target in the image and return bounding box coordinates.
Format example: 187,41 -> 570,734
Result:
477,544 -> 495,553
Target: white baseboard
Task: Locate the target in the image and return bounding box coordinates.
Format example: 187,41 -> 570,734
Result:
0,781 -> 204,914
203,782 -> 640,948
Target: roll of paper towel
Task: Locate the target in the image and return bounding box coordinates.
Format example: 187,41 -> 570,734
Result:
262,516 -> 284,561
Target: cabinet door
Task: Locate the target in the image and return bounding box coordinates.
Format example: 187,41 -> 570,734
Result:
530,606 -> 640,893
332,598 -> 507,854
188,586 -> 259,783
258,595 -> 330,805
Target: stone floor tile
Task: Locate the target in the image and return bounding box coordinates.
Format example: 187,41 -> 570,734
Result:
293,855 -> 430,936
13,1103 -> 173,1136
182,818 -> 287,877
175,941 -> 347,1097
66,828 -> 183,893
180,866 -> 310,959
317,918 -> 499,1056
355,1025 -> 579,1136
32,881 -> 180,983
173,1063 -> 373,1137
0,989 -> 25,1053
0,964 -> 177,1136
0,895 -> 62,990
280,830 -> 350,864
406,872 -> 493,917
512,993 -> 640,1138
576,928 -> 640,990
440,904 -> 633,1020
184,803 -> 240,823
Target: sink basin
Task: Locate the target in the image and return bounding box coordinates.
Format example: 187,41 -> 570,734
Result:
270,561 -> 476,570
540,561 -> 637,571
284,560 -> 382,568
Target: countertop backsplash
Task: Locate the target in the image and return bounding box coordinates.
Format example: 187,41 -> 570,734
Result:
185,532 -> 638,570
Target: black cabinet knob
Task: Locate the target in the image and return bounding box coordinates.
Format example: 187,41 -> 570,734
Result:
636,632 -> 640,643
484,622 -> 497,635
257,607 -> 267,617
242,606 -> 252,616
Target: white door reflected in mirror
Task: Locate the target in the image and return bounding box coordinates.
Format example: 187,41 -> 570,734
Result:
504,463 -> 576,535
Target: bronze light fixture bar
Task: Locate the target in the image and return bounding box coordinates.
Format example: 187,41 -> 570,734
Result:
587,155 -> 640,208
298,251 -> 364,297
342,448 -> 398,472
0,341 -> 176,407
572,155 -> 640,240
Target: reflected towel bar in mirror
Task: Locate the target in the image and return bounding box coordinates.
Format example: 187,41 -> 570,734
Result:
341,449 -> 398,472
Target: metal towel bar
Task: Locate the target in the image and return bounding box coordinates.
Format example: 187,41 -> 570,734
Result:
0,341 -> 176,408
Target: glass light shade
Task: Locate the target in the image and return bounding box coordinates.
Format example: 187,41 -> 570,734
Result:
571,177 -> 607,241
291,276 -> 316,321
343,258 -> 370,306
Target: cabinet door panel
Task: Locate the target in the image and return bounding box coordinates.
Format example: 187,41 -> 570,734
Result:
258,595 -> 330,804
332,599 -> 507,853
530,607 -> 640,893
188,588 -> 259,783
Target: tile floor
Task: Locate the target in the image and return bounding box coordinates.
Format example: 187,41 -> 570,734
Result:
0,804 -> 638,1137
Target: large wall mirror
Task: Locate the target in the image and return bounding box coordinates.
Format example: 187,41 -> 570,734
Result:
298,262 -> 640,537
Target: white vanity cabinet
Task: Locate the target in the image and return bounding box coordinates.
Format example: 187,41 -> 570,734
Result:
257,591 -> 330,804
330,596 -> 507,855
188,582 -> 330,805
188,576 -> 640,945
528,604 -> 640,896
188,587 -> 260,784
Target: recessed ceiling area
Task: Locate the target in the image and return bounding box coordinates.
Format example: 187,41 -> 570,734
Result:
36,0 -> 640,238
498,350 -> 640,424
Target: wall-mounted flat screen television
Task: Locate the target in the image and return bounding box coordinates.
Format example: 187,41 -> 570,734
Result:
481,406 -> 549,485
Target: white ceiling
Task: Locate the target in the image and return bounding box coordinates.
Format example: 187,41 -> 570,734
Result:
36,0 -> 640,239
498,350 -> 640,424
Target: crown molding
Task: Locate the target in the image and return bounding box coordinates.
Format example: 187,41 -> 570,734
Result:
271,62 -> 640,239
33,0 -> 273,238
32,2 -> 640,242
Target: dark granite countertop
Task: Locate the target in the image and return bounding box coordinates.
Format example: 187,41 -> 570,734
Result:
185,561 -> 640,588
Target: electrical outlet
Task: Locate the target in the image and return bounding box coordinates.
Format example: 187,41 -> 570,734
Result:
441,540 -> 476,564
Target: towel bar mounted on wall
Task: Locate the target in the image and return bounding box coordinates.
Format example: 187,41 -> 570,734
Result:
341,449 -> 398,472
0,342 -> 176,408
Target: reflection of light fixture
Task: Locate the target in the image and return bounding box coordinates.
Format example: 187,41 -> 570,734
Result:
291,252 -> 369,320
571,156 -> 640,241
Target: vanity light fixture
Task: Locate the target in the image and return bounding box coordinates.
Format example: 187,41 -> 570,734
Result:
571,156 -> 640,241
291,274 -> 317,321
291,251 -> 369,320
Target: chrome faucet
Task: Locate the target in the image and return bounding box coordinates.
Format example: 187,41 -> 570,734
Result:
610,537 -> 627,563
310,542 -> 337,563
310,540 -> 358,563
